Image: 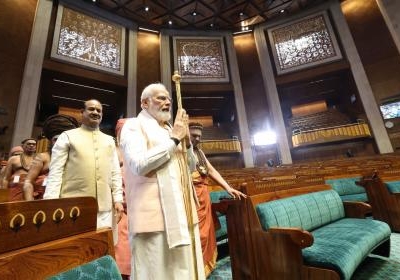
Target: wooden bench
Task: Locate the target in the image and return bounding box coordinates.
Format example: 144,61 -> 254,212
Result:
0,197 -> 117,279
358,172 -> 400,232
218,184 -> 391,280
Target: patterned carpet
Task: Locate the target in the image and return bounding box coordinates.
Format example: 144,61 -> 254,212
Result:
208,233 -> 400,280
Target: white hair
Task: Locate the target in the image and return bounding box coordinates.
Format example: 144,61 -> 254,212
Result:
140,83 -> 168,103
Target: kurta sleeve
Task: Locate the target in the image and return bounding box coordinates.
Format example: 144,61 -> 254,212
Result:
120,118 -> 177,176
43,132 -> 70,199
110,144 -> 123,203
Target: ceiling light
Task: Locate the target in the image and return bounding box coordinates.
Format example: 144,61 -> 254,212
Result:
233,29 -> 252,35
192,11 -> 197,16
144,6 -> 149,12
239,12 -> 244,16
210,23 -> 214,27
138,27 -> 159,33
52,95 -> 110,107
168,20 -> 172,25
53,79 -> 115,93
92,0 -> 96,2
280,9 -> 285,13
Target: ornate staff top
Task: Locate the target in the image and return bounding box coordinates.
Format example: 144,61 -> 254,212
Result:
172,70 -> 182,109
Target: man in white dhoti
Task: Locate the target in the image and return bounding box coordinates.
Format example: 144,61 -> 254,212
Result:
44,99 -> 124,244
120,83 -> 205,280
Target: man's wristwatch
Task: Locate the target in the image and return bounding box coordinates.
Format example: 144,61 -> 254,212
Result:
170,137 -> 180,146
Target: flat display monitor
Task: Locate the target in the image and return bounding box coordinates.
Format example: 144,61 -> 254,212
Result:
380,101 -> 400,119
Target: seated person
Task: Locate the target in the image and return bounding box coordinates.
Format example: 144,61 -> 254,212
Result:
23,114 -> 79,200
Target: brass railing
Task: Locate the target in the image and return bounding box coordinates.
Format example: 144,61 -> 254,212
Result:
292,123 -> 371,147
199,139 -> 241,154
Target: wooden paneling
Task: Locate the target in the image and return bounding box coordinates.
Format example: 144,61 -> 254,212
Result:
0,0 -> 38,153
136,31 -> 161,113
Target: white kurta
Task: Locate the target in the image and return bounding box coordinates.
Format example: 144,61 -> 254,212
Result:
120,110 -> 205,280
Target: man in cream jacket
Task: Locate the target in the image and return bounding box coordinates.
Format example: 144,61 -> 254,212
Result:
44,99 -> 124,243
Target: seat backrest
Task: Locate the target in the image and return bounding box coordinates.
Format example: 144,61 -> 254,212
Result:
385,180 -> 400,193
47,255 -> 122,280
325,177 -> 364,196
209,190 -> 230,203
255,190 -> 345,231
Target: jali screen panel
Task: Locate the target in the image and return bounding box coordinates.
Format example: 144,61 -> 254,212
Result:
268,11 -> 342,75
173,37 -> 229,82
51,5 -> 125,75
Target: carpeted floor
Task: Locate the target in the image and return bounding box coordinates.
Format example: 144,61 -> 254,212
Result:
208,233 -> 400,280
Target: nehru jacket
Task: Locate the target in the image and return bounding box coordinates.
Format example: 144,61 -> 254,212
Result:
44,125 -> 123,211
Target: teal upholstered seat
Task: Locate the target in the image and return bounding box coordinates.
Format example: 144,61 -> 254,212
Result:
339,193 -> 368,202
303,218 -> 390,280
255,190 -> 391,280
385,181 -> 400,193
325,177 -> 366,202
47,255 -> 122,280
215,215 -> 228,240
210,190 -> 230,240
210,190 -> 230,204
256,190 -> 345,232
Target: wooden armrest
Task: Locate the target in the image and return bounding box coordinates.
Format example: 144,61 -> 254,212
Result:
268,227 -> 313,248
343,201 -> 372,218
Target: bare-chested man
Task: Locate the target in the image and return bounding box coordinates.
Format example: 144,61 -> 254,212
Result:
1,138 -> 37,201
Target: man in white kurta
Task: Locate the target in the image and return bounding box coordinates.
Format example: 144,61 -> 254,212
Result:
120,83 -> 205,280
44,99 -> 124,244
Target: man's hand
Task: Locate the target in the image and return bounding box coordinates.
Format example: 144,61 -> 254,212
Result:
171,108 -> 189,141
227,187 -> 247,200
114,202 -> 124,223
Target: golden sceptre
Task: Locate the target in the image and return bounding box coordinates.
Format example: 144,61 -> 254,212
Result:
172,70 -> 199,280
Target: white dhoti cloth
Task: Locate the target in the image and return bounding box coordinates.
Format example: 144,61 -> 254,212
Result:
97,210 -> 118,245
130,224 -> 205,280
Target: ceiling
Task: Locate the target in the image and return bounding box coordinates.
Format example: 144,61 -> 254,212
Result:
92,0 -> 325,32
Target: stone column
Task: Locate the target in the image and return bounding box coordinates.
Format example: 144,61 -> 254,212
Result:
126,29 -> 138,117
376,0 -> 400,54
160,32 -> 172,94
331,1 -> 393,153
254,27 -> 293,164
225,34 -> 254,167
11,0 -> 52,147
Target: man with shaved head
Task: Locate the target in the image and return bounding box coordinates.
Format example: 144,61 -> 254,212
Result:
44,99 -> 124,244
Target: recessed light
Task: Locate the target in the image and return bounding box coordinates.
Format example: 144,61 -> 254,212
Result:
168,20 -> 172,25
144,6 -> 149,12
192,11 -> 197,16
280,9 -> 285,13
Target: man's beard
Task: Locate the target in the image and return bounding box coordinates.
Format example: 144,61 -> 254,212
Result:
155,110 -> 171,122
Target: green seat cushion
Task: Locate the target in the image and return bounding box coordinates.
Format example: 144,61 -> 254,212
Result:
303,218 -> 391,280
210,190 -> 230,203
385,181 -> 400,193
256,190 -> 345,232
215,215 -> 228,241
339,193 -> 368,202
47,255 -> 122,280
210,191 -> 229,240
325,177 -> 364,196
